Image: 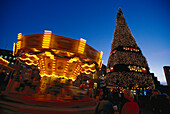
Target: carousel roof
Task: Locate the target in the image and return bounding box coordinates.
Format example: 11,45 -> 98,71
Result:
13,30 -> 103,80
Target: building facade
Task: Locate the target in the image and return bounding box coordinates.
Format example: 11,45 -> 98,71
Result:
163,66 -> 170,86
0,48 -> 16,65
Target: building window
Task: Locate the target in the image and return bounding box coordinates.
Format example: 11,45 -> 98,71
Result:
4,56 -> 7,59
11,62 -> 14,64
9,57 -> 12,59
0,55 -> 3,58
13,58 -> 16,60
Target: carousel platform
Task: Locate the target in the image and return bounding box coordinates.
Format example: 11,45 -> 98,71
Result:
0,93 -> 99,114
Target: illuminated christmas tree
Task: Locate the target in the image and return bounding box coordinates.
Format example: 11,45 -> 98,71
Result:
105,8 -> 154,89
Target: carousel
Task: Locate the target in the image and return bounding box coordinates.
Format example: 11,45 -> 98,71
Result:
0,30 -> 103,113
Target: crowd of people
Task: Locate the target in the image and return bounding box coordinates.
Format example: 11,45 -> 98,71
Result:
0,70 -> 8,91
97,87 -> 170,114
1,67 -> 170,114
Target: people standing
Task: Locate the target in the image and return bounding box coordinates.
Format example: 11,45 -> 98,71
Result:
121,89 -> 139,114
0,70 -> 6,91
88,79 -> 94,98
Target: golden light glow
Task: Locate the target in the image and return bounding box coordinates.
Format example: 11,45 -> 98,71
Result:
81,71 -> 91,74
63,60 -> 70,76
40,73 -> 82,81
71,79 -> 76,81
32,48 -> 40,52
17,33 -> 22,40
18,53 -> 39,66
82,68 -> 96,73
25,62 -> 37,66
38,59 -> 43,75
100,51 -> 103,59
73,64 -> 81,78
13,43 -> 16,56
128,65 -> 147,73
41,57 -> 45,74
81,71 -> 88,74
42,30 -> 52,48
123,47 -> 140,52
19,57 -> 34,62
25,53 -> 39,59
81,63 -> 95,68
44,51 -> 54,59
40,74 -> 57,78
17,41 -> 21,50
98,51 -> 103,69
0,57 -> 10,66
52,57 -> 56,75
51,49 -> 60,54
78,38 -> 86,54
62,57 -> 81,79
66,52 -> 75,57
40,74 -> 74,80
13,31 -> 102,81
68,57 -> 80,63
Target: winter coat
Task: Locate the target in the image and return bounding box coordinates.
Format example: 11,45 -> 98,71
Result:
121,101 -> 139,114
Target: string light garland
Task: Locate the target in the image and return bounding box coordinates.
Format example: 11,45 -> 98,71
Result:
107,64 -> 148,73
110,46 -> 141,55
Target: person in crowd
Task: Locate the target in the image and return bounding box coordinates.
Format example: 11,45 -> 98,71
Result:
79,83 -> 84,90
150,89 -> 161,113
150,89 -> 170,114
15,69 -> 32,92
88,79 -> 94,98
121,89 -> 139,114
157,93 -> 170,114
84,82 -> 87,89
97,89 -> 115,114
99,89 -> 103,100
89,79 -> 94,88
109,89 -> 119,108
0,70 -> 6,91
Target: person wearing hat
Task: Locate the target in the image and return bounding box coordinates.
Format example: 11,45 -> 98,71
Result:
121,89 -> 139,114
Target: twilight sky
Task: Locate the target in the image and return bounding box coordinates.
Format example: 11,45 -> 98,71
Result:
0,0 -> 169,85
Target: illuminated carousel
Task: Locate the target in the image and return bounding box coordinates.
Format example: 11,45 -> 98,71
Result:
15,31 -> 102,76
0,30 -> 102,113
9,30 -> 102,94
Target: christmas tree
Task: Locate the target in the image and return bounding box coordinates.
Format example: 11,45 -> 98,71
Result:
105,8 -> 154,89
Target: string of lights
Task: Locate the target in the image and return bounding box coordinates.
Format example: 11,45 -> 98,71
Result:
105,8 -> 154,89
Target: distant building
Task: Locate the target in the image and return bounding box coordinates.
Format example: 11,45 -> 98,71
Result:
0,48 -> 16,65
0,49 -> 16,79
163,66 -> 170,86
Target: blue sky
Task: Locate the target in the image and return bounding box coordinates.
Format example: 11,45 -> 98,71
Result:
1,0 -> 170,85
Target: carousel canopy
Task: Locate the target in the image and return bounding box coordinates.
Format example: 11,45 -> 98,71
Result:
13,30 -> 103,81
